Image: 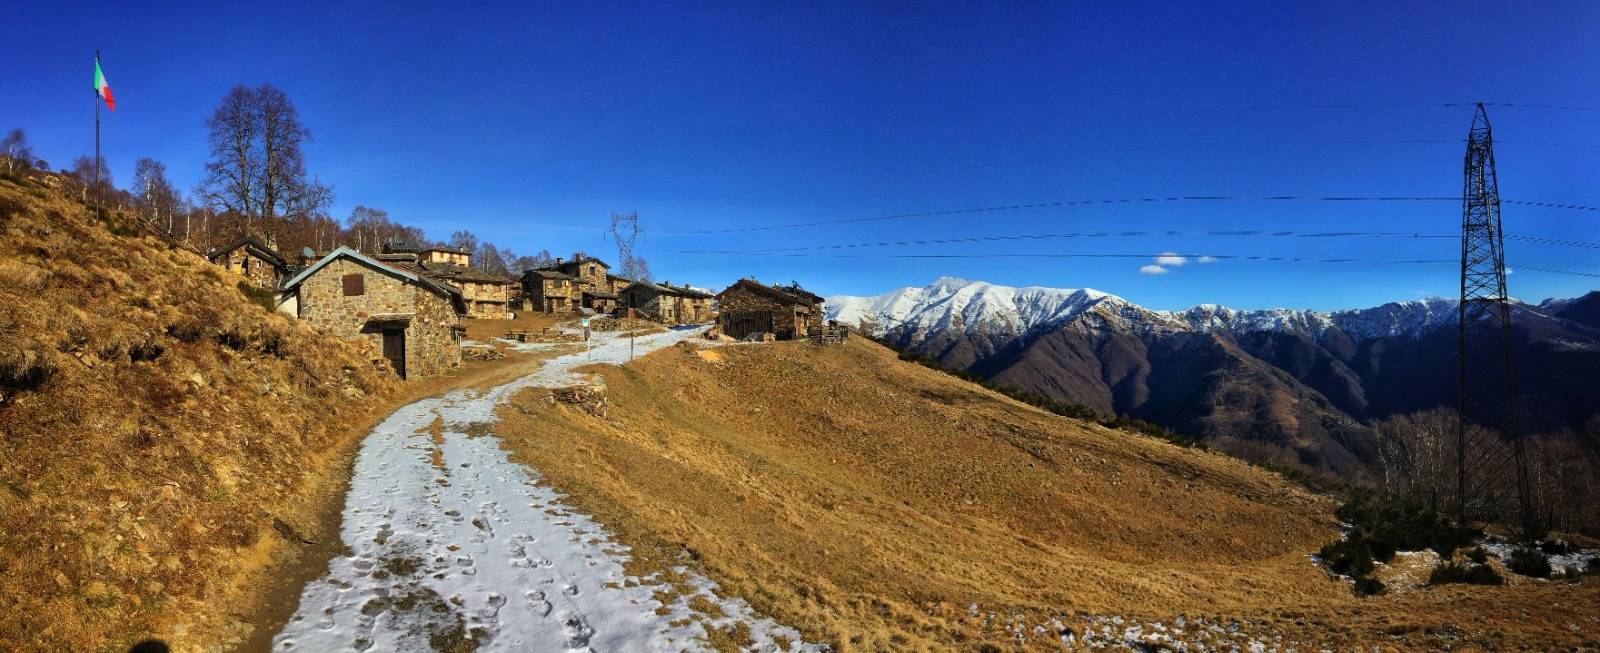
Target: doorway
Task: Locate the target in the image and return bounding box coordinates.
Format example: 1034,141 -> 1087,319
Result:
382,328 -> 406,379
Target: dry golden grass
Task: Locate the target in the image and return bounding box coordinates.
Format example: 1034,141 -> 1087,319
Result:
493,338 -> 1600,651
0,175 -> 410,651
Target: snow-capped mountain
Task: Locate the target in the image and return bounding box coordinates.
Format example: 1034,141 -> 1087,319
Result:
825,276 -> 1173,338
826,277 -> 1600,479
826,276 -> 1461,342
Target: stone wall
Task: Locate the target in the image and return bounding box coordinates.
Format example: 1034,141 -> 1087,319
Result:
407,286 -> 463,378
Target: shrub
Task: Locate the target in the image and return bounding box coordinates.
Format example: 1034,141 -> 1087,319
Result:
1538,539 -> 1572,556
1333,491 -> 1480,560
1464,546 -> 1488,564
1352,576 -> 1386,596
1318,535 -> 1375,578
1506,548 -> 1552,578
1428,561 -> 1504,586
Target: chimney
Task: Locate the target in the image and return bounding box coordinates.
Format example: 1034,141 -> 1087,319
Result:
556,257 -> 563,265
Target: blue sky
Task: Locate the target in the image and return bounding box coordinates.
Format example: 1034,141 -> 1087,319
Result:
7,2 -> 1598,310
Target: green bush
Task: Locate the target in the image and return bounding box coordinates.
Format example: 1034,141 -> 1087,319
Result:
1506,548 -> 1552,578
1464,546 -> 1489,564
1352,576 -> 1386,596
1428,561 -> 1503,586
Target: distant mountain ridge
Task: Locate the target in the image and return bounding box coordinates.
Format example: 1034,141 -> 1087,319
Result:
826,278 -> 1600,478
827,276 -> 1466,341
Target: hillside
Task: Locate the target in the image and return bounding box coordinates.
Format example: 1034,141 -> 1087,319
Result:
829,277 -> 1600,478
488,336 -> 1600,650
0,174 -> 400,651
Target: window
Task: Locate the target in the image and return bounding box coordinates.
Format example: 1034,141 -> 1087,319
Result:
342,273 -> 365,296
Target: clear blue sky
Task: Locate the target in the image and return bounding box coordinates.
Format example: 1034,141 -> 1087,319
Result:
8,2 -> 1598,310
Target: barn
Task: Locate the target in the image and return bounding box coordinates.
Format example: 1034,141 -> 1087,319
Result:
714,279 -> 824,340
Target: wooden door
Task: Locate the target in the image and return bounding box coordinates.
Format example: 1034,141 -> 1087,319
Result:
382,328 -> 406,379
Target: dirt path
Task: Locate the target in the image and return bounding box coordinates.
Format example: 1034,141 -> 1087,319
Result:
271,327 -> 817,652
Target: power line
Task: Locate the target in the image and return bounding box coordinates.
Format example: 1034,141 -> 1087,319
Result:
670,229 -> 1599,255
661,247 -> 1600,278
661,196 -> 1600,235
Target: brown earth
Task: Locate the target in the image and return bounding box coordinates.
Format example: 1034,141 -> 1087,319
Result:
493,337 -> 1600,651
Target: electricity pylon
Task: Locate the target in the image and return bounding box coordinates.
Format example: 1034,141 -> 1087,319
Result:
1455,103 -> 1537,537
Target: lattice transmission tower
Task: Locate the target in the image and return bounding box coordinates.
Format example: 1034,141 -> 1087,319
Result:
608,212 -> 643,280
1455,103 -> 1536,537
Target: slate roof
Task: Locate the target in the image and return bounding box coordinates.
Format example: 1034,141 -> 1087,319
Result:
208,236 -> 288,270
715,279 -> 823,306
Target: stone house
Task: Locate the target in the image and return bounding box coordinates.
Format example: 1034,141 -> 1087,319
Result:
618,281 -> 683,323
374,246 -> 512,319
208,236 -> 289,289
410,263 -> 512,319
380,242 -> 471,267
659,281 -> 715,323
280,247 -> 466,380
522,269 -> 580,313
550,254 -> 610,287
714,279 -> 824,340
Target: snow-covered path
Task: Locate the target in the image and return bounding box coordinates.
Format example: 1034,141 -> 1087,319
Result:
274,327 -> 817,652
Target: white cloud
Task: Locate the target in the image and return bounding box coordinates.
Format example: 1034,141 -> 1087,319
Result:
1138,264 -> 1169,275
1197,255 -> 1217,264
1155,252 -> 1187,267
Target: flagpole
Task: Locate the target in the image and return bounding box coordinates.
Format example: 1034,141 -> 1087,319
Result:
94,50 -> 101,221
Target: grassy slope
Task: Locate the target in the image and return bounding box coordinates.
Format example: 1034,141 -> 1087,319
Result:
495,337 -> 1600,651
0,175 -> 398,651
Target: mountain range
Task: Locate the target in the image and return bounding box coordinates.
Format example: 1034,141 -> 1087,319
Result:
826,277 -> 1600,477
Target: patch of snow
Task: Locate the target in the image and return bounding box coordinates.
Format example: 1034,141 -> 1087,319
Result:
273,327 -> 818,652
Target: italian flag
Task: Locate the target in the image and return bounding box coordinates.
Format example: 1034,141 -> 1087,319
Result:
94,58 -> 114,111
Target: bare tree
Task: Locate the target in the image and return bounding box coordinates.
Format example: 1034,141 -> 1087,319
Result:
344,205 -> 392,253
132,158 -> 181,233
198,84 -> 331,244
2,129 -> 32,175
475,243 -> 509,274
199,86 -> 259,232
448,230 -> 479,255
69,156 -> 113,203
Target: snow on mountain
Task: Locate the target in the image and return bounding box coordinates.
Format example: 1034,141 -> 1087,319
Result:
827,277 -> 1473,341
825,276 -> 1137,338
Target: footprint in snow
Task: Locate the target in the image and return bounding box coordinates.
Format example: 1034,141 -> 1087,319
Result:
561,613 -> 595,649
526,590 -> 553,617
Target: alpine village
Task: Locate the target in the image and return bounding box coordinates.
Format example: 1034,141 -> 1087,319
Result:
6,5 -> 1600,653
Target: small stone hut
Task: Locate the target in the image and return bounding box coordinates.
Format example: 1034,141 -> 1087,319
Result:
714,279 -> 824,340
280,247 -> 466,379
522,269 -> 580,313
208,236 -> 289,289
660,281 -> 715,323
619,281 -> 684,323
